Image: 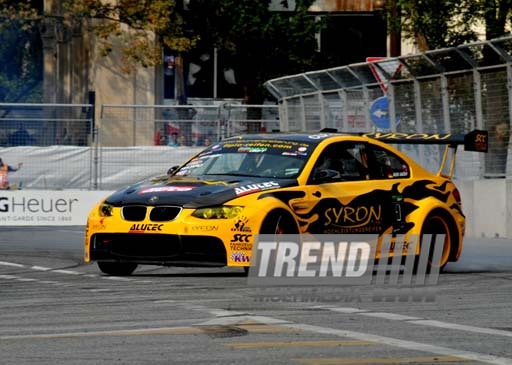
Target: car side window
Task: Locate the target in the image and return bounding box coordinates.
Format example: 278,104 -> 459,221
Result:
368,145 -> 410,179
309,142 -> 369,183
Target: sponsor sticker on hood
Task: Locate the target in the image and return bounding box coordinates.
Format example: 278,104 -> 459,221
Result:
234,181 -> 280,196
139,186 -> 196,194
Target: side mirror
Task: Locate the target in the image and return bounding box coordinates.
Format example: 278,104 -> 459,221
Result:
167,165 -> 179,175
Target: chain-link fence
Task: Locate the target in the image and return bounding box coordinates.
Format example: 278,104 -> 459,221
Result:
0,102 -> 279,190
99,103 -> 279,147
265,36 -> 512,179
95,103 -> 279,190
0,103 -> 94,190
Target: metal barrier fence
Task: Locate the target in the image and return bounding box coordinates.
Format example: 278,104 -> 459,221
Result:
264,36 -> 512,178
99,103 -> 280,147
0,103 -> 94,190
96,103 -> 279,189
0,103 -> 278,190
0,103 -> 94,146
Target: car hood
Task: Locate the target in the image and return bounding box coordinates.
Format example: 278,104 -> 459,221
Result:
104,174 -> 298,208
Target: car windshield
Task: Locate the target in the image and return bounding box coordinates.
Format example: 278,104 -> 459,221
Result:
174,138 -> 313,179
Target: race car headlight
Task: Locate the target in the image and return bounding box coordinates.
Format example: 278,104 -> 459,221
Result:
99,203 -> 113,217
192,206 -> 243,219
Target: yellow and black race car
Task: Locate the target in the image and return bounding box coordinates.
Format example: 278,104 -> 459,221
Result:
84,130 -> 487,275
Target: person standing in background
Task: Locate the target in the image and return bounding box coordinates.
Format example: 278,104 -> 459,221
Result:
492,121 -> 510,177
167,132 -> 180,146
0,157 -> 22,189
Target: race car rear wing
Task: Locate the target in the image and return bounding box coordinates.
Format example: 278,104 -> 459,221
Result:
361,130 -> 488,153
363,130 -> 488,178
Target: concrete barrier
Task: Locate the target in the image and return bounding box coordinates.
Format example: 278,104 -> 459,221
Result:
0,190 -> 113,226
1,182 -> 510,239
458,179 -> 512,238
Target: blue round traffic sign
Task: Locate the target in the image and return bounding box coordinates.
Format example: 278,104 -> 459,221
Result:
369,96 -> 399,130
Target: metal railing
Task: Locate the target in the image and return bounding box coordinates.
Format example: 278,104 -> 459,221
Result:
264,36 -> 512,178
0,103 -> 279,190
0,103 -> 94,190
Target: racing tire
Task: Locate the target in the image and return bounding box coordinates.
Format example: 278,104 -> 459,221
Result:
97,262 -> 138,276
241,211 -> 298,276
418,211 -> 453,273
260,210 -> 299,235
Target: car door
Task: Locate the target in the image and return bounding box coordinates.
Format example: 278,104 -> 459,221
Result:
363,142 -> 413,236
291,141 -> 389,235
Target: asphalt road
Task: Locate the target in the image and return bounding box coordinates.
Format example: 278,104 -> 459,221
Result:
1,227 -> 512,365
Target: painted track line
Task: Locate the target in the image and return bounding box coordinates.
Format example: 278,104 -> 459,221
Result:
0,260 -> 148,282
0,261 -> 25,268
189,306 -> 512,365
283,322 -> 512,365
320,306 -> 512,339
409,319 -> 512,338
31,266 -> 51,271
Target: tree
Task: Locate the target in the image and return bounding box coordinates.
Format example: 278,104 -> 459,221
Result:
1,0 -> 324,105
61,0 -> 198,74
387,0 -> 512,176
185,0 -> 325,104
388,0 -> 478,52
0,0 -> 43,102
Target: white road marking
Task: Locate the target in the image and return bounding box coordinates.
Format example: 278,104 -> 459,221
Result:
315,306 -> 369,314
359,312 -> 422,321
0,261 -> 151,284
0,261 -> 25,268
321,306 -> 512,339
101,276 -> 132,281
0,260 -> 143,286
88,288 -> 112,292
31,266 -> 51,271
0,274 -> 18,279
0,275 -> 71,287
52,269 -> 82,275
410,319 -> 512,338
0,326 -> 197,340
192,308 -> 512,365
283,322 -> 512,365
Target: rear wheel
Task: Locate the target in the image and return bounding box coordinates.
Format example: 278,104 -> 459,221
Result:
97,262 -> 138,276
419,212 -> 453,272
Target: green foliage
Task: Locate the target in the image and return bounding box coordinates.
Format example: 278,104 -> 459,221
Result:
8,0 -> 512,103
390,0 -> 479,51
62,0 -> 197,73
0,1 -> 42,102
61,0 -> 324,101
186,0 -> 325,102
477,0 -> 512,39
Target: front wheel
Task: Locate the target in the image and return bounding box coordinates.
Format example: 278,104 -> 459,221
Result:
244,211 -> 298,276
97,262 -> 138,276
260,210 -> 299,234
